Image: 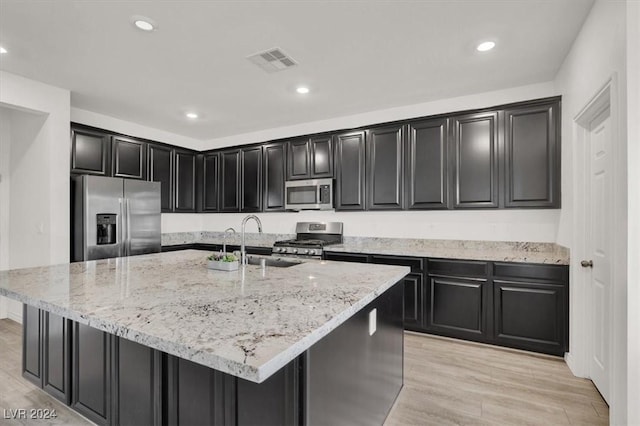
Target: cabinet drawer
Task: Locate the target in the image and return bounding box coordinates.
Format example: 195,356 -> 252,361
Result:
427,259 -> 487,278
493,262 -> 568,283
324,252 -> 370,263
370,255 -> 423,273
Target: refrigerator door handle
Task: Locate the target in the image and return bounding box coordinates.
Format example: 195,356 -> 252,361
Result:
119,198 -> 125,257
126,198 -> 132,256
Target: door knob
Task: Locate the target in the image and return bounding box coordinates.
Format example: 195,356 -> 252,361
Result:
581,260 -> 594,268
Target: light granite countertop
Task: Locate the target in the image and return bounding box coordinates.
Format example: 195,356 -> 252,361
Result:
0,250 -> 408,383
162,232 -> 570,265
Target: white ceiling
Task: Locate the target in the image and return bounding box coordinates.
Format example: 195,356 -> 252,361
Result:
0,0 -> 594,141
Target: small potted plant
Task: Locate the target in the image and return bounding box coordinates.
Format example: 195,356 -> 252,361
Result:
207,252 -> 239,271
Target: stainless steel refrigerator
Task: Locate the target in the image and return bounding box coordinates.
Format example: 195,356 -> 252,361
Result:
73,175 -> 161,261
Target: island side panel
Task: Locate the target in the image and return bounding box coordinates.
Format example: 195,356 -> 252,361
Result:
304,280 -> 404,425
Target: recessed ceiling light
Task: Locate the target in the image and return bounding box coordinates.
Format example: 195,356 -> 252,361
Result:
185,112 -> 199,119
131,16 -> 157,31
476,41 -> 496,52
0,47 -> 7,54
296,86 -> 310,94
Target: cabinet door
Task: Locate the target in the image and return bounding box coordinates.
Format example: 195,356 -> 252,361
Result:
114,338 -> 161,426
112,136 -> 146,180
366,125 -> 404,210
406,118 -> 449,209
426,274 -> 491,342
148,144 -> 174,212
451,112 -> 499,208
202,153 -> 220,212
220,150 -> 241,212
323,252 -> 370,263
310,136 -> 334,178
287,139 -> 311,180
241,147 -> 262,212
493,279 -> 567,356
504,101 -> 560,208
22,304 -> 42,386
42,312 -> 71,404
402,273 -> 424,330
263,143 -> 286,211
335,131 -> 366,210
174,150 -> 196,212
71,127 -> 111,175
72,323 -> 111,426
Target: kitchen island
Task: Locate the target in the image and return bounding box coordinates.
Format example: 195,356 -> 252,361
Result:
0,250 -> 409,425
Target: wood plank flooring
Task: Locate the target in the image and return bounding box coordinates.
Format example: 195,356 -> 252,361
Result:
0,319 -> 607,425
385,332 -> 609,425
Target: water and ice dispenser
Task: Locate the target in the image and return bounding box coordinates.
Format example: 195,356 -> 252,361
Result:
96,214 -> 117,245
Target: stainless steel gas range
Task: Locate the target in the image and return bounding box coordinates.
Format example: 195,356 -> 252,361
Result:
272,222 -> 343,258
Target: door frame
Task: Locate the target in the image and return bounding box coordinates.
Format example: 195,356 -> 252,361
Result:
570,74 -> 626,419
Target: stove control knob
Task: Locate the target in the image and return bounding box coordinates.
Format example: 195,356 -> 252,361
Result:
300,249 -> 309,255
291,248 -> 298,254
272,247 -> 280,253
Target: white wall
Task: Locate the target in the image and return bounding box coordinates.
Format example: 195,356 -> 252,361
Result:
0,109 -> 10,319
626,1 -> 639,424
553,0 -> 628,423
71,108 -> 204,151
0,71 -> 70,322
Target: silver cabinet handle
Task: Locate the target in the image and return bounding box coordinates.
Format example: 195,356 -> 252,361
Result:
581,260 -> 593,268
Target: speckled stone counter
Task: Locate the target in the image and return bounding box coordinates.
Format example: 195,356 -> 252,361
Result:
162,232 -> 570,265
327,237 -> 570,265
0,250 -> 408,383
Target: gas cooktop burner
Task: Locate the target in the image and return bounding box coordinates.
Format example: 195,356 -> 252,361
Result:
272,222 -> 343,258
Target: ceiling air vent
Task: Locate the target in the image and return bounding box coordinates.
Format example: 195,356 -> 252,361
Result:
247,47 -> 298,73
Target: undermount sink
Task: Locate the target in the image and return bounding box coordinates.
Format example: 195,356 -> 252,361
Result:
245,256 -> 301,268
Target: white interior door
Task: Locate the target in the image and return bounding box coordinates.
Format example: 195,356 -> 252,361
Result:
587,106 -> 612,404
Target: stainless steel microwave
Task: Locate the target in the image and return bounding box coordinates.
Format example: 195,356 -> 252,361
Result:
285,178 -> 333,210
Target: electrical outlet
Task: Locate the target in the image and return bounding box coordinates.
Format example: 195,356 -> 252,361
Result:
369,308 -> 377,336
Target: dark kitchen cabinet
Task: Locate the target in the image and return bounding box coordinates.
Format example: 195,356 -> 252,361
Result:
493,262 -> 568,356
286,136 -> 334,180
451,112 -> 499,208
504,100 -> 560,208
406,118 -> 450,209
112,136 -> 146,180
22,304 -> 42,386
174,150 -> 197,212
201,152 -> 220,212
148,144 -> 174,212
241,146 -> 263,212
263,142 -> 287,211
220,149 -> 241,212
71,127 -> 111,176
335,131 -> 366,211
324,252 -> 370,263
425,259 -> 491,342
72,323 -> 111,426
366,125 -> 404,210
22,307 -> 71,404
113,337 -> 161,426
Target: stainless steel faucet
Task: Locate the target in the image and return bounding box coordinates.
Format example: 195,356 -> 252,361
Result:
222,227 -> 236,255
240,215 -> 262,266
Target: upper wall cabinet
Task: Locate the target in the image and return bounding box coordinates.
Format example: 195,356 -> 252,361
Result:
241,146 -> 263,212
286,136 -> 333,180
220,149 -> 241,212
504,100 -> 560,208
405,118 -> 449,210
366,124 -> 404,210
112,136 -> 146,180
71,127 -> 111,176
335,131 -> 366,211
201,152 -> 220,212
451,111 -> 499,208
148,144 -> 174,212
174,150 -> 197,212
263,142 -> 287,212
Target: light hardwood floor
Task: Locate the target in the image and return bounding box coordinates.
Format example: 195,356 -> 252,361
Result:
0,319 -> 607,425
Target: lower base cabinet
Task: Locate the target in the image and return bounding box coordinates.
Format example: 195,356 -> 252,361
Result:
324,251 -> 569,356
